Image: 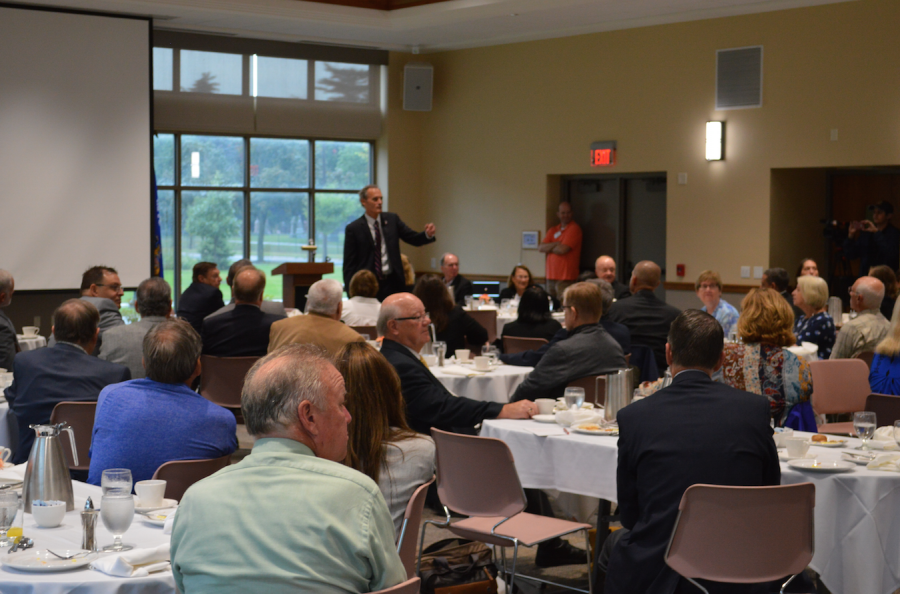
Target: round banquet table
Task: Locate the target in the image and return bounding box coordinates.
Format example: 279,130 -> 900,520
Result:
16,335 -> 47,352
429,364 -> 532,403
480,421 -> 900,594
0,477 -> 174,594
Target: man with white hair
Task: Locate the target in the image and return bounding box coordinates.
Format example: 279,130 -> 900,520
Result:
830,275 -> 890,359
0,270 -> 17,373
594,255 -> 631,300
268,279 -> 364,357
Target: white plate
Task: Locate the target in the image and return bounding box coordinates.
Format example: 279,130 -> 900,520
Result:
571,424 -> 619,436
857,441 -> 898,451
787,459 -> 855,473
134,498 -> 178,513
809,439 -> 848,448
532,414 -> 557,424
4,550 -> 98,572
841,452 -> 878,465
141,507 -> 177,526
778,451 -> 816,461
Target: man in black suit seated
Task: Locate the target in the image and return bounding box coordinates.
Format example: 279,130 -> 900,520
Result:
201,268 -> 285,357
378,293 -> 535,435
177,262 -> 225,332
591,279 -> 631,354
599,309 -> 779,594
205,259 -> 285,320
5,299 -> 130,464
440,253 -> 474,304
607,260 -> 681,373
595,255 -> 631,300
343,185 -> 436,301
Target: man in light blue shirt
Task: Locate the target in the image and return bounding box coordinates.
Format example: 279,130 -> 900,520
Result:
171,344 -> 406,594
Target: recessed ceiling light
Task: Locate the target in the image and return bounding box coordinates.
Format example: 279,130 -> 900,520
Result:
509,13 -> 519,17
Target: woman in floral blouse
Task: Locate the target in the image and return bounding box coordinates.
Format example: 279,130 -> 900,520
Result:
722,288 -> 813,425
792,275 -> 836,359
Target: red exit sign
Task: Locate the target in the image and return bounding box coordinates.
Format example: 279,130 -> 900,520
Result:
590,141 -> 617,168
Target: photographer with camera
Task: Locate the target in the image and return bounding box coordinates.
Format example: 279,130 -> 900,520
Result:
844,201 -> 900,277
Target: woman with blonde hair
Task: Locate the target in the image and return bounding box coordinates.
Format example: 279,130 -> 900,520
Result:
792,275 -> 836,359
335,342 -> 434,534
722,288 -> 813,425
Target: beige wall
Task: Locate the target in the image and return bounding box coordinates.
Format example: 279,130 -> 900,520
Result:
769,168 -> 829,279
381,0 -> 900,285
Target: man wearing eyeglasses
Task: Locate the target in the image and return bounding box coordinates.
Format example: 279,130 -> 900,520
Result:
49,265 -> 126,354
378,293 -> 536,435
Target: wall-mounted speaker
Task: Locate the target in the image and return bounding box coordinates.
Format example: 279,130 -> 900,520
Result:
404,62 -> 433,112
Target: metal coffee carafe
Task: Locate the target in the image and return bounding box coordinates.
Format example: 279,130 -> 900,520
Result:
604,368 -> 634,423
23,423 -> 78,512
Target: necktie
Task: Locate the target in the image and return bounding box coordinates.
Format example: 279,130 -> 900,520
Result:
373,220 -> 383,279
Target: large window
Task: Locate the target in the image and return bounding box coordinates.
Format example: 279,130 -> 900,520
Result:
154,133 -> 373,303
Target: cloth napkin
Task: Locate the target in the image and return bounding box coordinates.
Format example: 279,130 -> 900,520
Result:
439,365 -> 485,377
91,543 -> 171,577
872,426 -> 899,450
866,454 -> 900,472
163,509 -> 177,535
0,464 -> 27,481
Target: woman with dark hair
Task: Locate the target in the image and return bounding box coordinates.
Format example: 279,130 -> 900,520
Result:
499,285 -> 562,345
498,265 -> 534,305
868,265 -> 898,320
796,258 -> 819,278
335,342 -> 435,534
414,275 -> 487,356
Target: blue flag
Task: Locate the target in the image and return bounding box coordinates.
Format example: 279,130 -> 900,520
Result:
151,170 -> 164,277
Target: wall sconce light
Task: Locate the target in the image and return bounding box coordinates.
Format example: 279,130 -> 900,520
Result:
706,121 -> 724,161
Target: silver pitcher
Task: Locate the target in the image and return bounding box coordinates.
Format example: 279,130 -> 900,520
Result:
604,368 -> 634,423
23,423 -> 77,513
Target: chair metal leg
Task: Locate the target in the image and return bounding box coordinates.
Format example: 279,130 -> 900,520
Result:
780,573 -> 799,594
684,577 -> 710,594
499,545 -> 508,586
508,540 -> 519,594
416,507 -> 451,577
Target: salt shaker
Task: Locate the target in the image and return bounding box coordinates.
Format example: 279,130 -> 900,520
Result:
81,497 -> 99,552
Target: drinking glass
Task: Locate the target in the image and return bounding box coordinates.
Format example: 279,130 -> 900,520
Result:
102,468 -> 133,495
432,341 -> 447,366
853,411 -> 877,450
101,493 -> 135,552
487,345 -> 500,364
501,299 -> 511,311
0,492 -> 18,548
564,387 -> 585,410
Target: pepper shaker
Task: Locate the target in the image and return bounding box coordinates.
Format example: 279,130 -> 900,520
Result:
81,497 -> 99,552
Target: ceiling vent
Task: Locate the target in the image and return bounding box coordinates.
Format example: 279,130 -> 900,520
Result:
716,46 -> 762,110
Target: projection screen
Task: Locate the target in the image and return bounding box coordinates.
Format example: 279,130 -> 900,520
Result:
0,6 -> 151,290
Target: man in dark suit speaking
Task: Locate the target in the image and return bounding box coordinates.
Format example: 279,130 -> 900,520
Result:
343,185 -> 436,300
599,309 -> 779,594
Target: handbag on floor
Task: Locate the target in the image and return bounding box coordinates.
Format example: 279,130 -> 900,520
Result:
418,538 -> 498,594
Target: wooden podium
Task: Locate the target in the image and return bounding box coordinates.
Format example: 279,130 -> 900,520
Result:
271,262 -> 334,310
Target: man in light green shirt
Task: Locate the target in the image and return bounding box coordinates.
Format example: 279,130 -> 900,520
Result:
831,276 -> 890,360
171,345 -> 406,594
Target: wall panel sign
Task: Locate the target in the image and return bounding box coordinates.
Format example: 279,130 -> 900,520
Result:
590,141 -> 617,167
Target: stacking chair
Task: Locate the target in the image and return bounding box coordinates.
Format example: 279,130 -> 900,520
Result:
151,454 -> 232,501
503,336 -> 548,354
49,401 -> 96,473
567,375 -> 607,407
467,310 -> 498,345
396,478 -> 435,578
372,577 -> 420,594
865,393 -> 900,426
199,355 -> 261,422
808,359 -> 871,434
422,429 -> 593,594
855,350 -> 876,369
351,325 -> 378,340
665,483 -> 815,594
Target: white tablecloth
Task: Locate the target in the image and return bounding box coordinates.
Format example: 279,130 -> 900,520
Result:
1,480 -> 174,594
480,421 -> 900,594
16,336 -> 47,352
430,364 -> 531,403
488,311 -> 566,337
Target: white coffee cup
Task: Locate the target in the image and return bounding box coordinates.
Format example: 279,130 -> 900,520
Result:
455,349 -> 470,361
473,356 -> 491,371
134,480 -> 167,508
785,438 -> 810,459
422,354 -> 437,367
0,447 -> 10,464
21,326 -> 40,337
535,398 -> 556,415
773,428 -> 794,448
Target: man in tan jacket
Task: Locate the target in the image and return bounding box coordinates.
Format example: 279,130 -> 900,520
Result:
268,279 -> 364,357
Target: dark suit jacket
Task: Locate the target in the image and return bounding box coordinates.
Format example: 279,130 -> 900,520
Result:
436,306 -> 489,355
500,318 -> 562,344
607,290 -> 681,372
380,339 -> 504,435
201,304 -> 285,357
600,317 -> 631,355
606,370 -> 779,594
177,282 -> 225,332
500,327 -> 567,367
342,212 -> 435,291
498,286 -> 528,302
5,343 -> 130,463
611,280 -> 632,300
448,274 -> 474,304
0,310 -> 16,373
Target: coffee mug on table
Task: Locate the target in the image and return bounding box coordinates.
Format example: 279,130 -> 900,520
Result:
134,480 -> 167,508
455,349 -> 470,361
535,399 -> 556,415
785,438 -> 810,458
21,326 -> 40,337
773,427 -> 794,448
0,447 -> 10,465
422,354 -> 437,367
473,356 -> 491,371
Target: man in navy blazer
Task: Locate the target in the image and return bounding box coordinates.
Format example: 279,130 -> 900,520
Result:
5,299 -> 130,464
343,185 -> 436,301
201,268 -> 285,357
600,309 -> 779,594
177,262 -> 225,332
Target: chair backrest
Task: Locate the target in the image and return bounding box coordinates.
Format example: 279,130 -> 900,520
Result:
467,310 -> 498,345
503,336 -> 548,354
866,393 -> 900,426
372,577 -> 421,594
151,454 -> 232,501
567,375 -> 607,406
199,355 -> 261,409
855,350 -> 876,369
808,359 -> 871,415
351,325 -> 377,340
397,478 -> 435,578
431,428 -> 525,518
49,401 -> 96,471
665,483 -> 815,584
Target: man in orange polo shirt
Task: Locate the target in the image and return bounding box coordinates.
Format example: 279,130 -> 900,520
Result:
540,201 -> 582,300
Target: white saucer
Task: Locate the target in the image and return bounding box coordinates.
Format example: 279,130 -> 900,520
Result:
4,550 -> 98,572
141,507 -> 177,526
134,498 -> 178,513
532,414 -> 557,423
787,459 -> 855,473
809,439 -> 848,448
